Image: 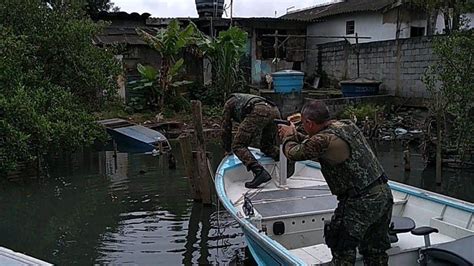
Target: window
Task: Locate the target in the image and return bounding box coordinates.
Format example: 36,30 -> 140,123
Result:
346,20 -> 355,35
410,26 -> 425,37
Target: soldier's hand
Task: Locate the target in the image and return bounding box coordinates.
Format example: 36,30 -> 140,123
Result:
278,124 -> 296,140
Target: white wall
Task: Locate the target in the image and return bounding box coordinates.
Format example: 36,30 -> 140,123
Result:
307,11 -> 474,45
307,12 -> 400,45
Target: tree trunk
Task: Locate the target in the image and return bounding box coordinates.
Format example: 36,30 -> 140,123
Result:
452,5 -> 461,31
444,11 -> 451,34
159,59 -> 170,111
426,9 -> 438,36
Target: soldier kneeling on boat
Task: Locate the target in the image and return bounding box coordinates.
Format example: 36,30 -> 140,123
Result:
221,93 -> 281,188
278,100 -> 394,266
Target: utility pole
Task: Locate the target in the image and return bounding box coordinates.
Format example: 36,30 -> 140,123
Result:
230,0 -> 233,24
356,32 -> 360,78
274,30 -> 279,70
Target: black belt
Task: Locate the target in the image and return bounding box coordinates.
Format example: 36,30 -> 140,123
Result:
343,174 -> 388,199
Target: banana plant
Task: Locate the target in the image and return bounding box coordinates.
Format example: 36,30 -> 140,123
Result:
200,26 -> 248,103
134,20 -> 202,111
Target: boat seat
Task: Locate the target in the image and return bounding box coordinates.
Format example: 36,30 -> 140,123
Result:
389,216 -> 416,243
419,235 -> 474,266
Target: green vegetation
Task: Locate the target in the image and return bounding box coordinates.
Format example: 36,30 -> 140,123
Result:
202,27 -> 249,104
130,20 -> 202,112
131,22 -> 249,113
340,104 -> 384,122
423,30 -> 474,162
43,0 -> 120,16
0,0 -> 121,175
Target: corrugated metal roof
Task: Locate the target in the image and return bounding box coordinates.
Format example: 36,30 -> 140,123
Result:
146,16 -> 308,25
93,27 -> 160,45
281,0 -> 396,21
93,35 -> 146,45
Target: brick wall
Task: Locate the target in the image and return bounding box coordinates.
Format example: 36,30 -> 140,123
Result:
305,37 -> 438,98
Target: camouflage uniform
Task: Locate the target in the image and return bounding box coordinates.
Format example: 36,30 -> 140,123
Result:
222,93 -> 281,170
283,120 -> 393,265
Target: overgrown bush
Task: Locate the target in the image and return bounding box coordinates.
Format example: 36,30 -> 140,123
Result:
0,0 -> 120,175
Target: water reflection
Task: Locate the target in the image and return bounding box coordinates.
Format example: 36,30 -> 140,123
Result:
372,141 -> 474,203
0,140 -> 471,265
0,142 -> 246,265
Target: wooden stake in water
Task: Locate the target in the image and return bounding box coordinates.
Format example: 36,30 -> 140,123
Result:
179,134 -> 201,201
192,100 -> 213,205
404,146 -> 411,172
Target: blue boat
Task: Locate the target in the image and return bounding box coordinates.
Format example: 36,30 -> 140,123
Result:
98,118 -> 171,153
215,149 -> 474,265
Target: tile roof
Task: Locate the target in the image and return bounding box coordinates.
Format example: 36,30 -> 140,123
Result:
281,0 -> 396,21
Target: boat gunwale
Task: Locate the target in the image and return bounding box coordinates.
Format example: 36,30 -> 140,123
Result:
215,154 -> 474,265
388,182 -> 474,213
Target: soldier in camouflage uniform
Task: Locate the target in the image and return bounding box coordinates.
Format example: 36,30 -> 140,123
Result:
222,93 -> 281,188
278,100 -> 393,265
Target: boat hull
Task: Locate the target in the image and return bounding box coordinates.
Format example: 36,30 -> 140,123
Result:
215,150 -> 474,265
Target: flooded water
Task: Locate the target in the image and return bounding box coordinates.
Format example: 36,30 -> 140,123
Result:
373,141 -> 474,203
0,142 -> 249,265
0,140 -> 472,264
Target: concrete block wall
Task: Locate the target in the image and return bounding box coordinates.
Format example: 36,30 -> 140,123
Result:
305,36 -> 438,98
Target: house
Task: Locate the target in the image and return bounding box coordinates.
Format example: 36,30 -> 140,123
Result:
92,12 -> 162,101
282,0 -> 474,45
94,12 -> 308,92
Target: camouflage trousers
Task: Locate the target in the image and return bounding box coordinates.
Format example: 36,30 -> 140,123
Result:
232,103 -> 281,170
329,183 -> 393,266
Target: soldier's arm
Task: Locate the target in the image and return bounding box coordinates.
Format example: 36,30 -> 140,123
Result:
221,100 -> 234,153
295,131 -> 307,142
282,133 -> 332,161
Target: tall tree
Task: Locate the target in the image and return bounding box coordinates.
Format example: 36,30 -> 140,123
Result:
409,0 -> 474,34
44,0 -> 120,16
0,0 -> 120,175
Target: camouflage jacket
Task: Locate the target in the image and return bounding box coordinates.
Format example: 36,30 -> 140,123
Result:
221,93 -> 269,152
283,120 -> 384,198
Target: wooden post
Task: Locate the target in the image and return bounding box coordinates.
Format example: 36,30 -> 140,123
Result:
436,107 -> 442,185
403,143 -> 411,172
158,141 -> 163,155
274,30 -> 279,70
192,100 -> 213,205
179,134 -> 201,201
230,0 -> 233,25
356,32 -> 360,78
113,140 -> 118,170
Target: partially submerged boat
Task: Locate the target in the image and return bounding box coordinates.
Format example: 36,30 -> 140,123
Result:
215,148 -> 474,265
98,118 -> 171,153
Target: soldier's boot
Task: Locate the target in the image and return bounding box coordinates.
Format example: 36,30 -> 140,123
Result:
245,164 -> 272,188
